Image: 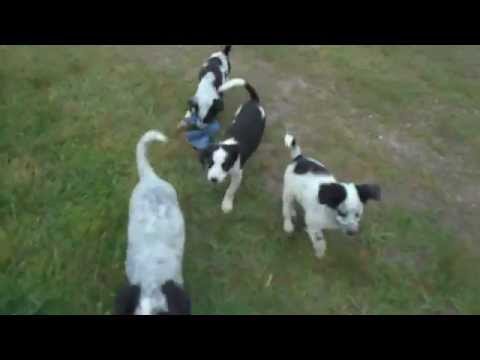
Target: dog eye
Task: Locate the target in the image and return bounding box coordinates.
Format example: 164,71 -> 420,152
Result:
337,210 -> 347,217
355,213 -> 360,218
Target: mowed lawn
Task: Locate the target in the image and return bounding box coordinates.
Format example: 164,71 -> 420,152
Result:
1,45 -> 479,314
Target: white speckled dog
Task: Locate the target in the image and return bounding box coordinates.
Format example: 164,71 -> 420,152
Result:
115,130 -> 191,315
282,133 -> 381,259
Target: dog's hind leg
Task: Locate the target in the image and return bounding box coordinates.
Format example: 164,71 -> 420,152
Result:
282,189 -> 296,234
221,170 -> 243,214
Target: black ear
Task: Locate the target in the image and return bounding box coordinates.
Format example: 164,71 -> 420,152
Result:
355,184 -> 381,203
114,283 -> 141,315
222,144 -> 239,171
161,280 -> 191,315
318,183 -> 347,209
198,146 -> 212,168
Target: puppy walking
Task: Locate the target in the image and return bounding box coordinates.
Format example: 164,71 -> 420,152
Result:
199,80 -> 266,213
115,130 -> 191,315
282,134 -> 381,258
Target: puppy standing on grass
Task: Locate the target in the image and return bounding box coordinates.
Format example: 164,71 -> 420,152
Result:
178,45 -> 236,129
199,80 -> 266,213
282,133 -> 381,258
115,130 -> 191,315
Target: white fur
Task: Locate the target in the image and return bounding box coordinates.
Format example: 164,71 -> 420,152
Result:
195,73 -> 219,120
282,133 -> 366,259
218,78 -> 246,93
126,130 -> 186,314
206,144 -> 243,214
258,106 -> 266,119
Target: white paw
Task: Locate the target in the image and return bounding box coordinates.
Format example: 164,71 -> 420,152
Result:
314,241 -> 327,259
284,220 -> 294,234
177,119 -> 189,129
221,199 -> 233,213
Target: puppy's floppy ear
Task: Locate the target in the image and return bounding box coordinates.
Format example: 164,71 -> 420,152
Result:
318,182 -> 347,209
198,146 -> 212,168
161,280 -> 191,315
114,283 -> 141,315
222,144 -> 239,171
355,184 -> 381,203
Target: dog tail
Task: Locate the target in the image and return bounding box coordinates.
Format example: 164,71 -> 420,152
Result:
218,78 -> 260,102
223,45 -> 232,56
284,133 -> 302,159
136,130 -> 168,180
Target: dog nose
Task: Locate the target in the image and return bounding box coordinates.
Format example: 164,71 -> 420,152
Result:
210,177 -> 218,183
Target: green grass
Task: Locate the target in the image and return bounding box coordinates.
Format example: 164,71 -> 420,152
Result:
1,46 -> 479,314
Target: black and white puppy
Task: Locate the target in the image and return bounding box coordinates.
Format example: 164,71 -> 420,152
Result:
115,130 -> 191,315
199,80 -> 266,213
179,45 -> 237,128
282,133 -> 381,258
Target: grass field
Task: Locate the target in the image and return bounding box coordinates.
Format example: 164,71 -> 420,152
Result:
1,45 -> 479,314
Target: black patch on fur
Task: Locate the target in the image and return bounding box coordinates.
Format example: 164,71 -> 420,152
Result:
199,57 -> 223,89
225,101 -> 265,167
198,145 -> 218,170
244,83 -> 260,102
355,184 -> 381,203
318,183 -> 347,209
223,45 -> 232,56
221,144 -> 239,172
203,98 -> 224,124
293,156 -> 328,175
114,283 -> 141,315
161,280 -> 191,315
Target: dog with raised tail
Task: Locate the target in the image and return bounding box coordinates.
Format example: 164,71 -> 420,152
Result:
179,45 -> 239,129
115,130 -> 191,315
199,80 -> 266,213
282,133 -> 381,258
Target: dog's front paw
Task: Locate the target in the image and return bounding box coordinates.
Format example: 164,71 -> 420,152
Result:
221,199 -> 233,214
177,119 -> 188,129
284,220 -> 295,234
313,240 -> 327,259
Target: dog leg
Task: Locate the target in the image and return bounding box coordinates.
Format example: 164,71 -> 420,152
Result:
177,111 -> 191,129
282,190 -> 296,234
306,228 -> 327,258
221,170 -> 243,213
305,214 -> 327,258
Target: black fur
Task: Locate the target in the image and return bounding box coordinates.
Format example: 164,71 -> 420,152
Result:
114,283 -> 141,315
223,45 -> 232,56
318,183 -> 347,209
199,145 -> 218,169
225,100 -> 265,166
198,57 -> 223,89
203,98 -> 224,124
161,280 -> 191,315
221,144 -> 239,172
223,45 -> 232,74
187,97 -> 199,115
355,184 -> 381,203
293,155 -> 328,175
244,83 -> 259,102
